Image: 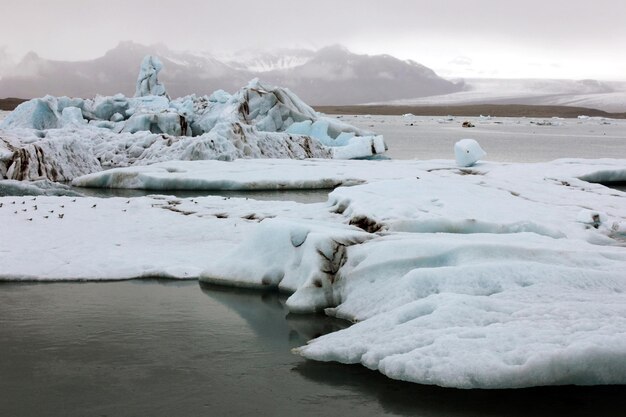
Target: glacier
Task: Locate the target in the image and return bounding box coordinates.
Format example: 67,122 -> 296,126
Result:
0,56 -> 385,182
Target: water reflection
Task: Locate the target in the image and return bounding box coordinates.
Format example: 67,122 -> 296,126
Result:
198,283 -> 349,347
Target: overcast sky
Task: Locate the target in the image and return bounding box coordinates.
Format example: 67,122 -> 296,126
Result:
2,0 -> 625,80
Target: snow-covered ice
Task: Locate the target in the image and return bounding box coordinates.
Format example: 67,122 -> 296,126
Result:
2,156 -> 626,388
297,231 -> 626,388
71,158 -> 436,190
0,193 -> 337,280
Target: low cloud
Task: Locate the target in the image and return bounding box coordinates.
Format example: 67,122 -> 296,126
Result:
0,46 -> 17,79
448,56 -> 473,67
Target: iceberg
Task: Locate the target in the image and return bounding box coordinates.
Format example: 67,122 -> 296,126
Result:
454,138 -> 486,167
0,57 -> 386,182
135,55 -> 169,99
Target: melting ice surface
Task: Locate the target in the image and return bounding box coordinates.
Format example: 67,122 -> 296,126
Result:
1,156 -> 626,389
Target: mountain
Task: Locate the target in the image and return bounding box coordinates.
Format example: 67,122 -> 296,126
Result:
264,45 -> 461,104
222,48 -> 315,72
0,42 -> 250,99
0,42 -> 461,104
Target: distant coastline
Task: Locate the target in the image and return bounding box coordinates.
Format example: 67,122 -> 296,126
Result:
315,104 -> 626,119
0,98 -> 26,111
3,98 -> 625,119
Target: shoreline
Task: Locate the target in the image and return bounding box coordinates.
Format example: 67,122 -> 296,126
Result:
314,104 -> 626,119
3,98 -> 626,119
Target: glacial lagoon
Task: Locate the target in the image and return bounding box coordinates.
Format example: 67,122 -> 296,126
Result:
2,280 -> 625,417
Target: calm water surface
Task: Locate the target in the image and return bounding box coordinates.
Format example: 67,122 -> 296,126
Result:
346,115 -> 626,161
1,280 -> 624,417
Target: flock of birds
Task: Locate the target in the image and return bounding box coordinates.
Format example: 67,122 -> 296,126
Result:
0,198 -> 135,221
0,197 -> 81,221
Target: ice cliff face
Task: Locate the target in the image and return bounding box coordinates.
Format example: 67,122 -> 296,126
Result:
0,56 -> 385,182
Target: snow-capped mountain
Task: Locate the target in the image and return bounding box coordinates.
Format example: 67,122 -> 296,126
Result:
222,48 -> 315,72
264,45 -> 460,104
0,42 -> 462,104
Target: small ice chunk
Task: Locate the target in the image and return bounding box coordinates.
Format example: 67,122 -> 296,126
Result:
576,209 -> 607,228
455,139 -> 486,167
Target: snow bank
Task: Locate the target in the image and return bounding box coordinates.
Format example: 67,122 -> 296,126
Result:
0,57 -> 386,182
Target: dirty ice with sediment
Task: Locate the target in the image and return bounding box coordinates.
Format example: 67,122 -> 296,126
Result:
1,56 -> 626,390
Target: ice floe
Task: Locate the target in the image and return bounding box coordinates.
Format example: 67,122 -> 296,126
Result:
2,157 -> 626,388
0,179 -> 82,197
297,231 -> 626,388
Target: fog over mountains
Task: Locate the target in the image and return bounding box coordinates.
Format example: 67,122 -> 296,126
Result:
0,42 -> 461,105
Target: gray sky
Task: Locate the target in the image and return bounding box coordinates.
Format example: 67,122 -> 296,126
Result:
2,0 -> 625,80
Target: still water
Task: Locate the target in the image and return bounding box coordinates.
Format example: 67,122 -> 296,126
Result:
346,115 -> 626,161
1,280 -> 625,417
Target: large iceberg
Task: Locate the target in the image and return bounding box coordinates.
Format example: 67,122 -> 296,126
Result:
0,56 -> 385,182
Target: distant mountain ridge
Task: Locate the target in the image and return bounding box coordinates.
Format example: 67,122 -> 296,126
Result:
0,42 -> 462,105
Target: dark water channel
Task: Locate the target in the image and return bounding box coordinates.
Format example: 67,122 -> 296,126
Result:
1,280 -> 624,417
